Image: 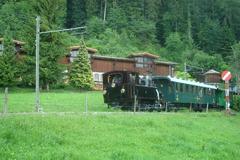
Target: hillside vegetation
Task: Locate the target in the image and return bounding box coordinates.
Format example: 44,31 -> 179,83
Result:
0,0 -> 240,88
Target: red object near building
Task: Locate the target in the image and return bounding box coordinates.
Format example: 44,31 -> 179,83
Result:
221,70 -> 232,82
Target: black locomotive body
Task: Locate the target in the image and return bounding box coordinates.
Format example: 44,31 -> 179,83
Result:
103,71 -> 160,109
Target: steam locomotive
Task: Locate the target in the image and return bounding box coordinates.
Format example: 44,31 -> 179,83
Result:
103,71 -> 232,111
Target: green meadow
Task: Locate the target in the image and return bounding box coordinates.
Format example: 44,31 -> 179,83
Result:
0,113 -> 240,160
0,89 -> 240,160
0,89 -> 109,113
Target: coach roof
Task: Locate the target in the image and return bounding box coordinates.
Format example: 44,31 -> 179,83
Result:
153,76 -> 217,89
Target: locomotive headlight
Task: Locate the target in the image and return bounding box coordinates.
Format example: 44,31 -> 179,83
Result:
111,83 -> 116,88
120,88 -> 125,94
103,90 -> 107,95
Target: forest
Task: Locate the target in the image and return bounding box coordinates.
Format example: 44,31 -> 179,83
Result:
0,0 -> 240,88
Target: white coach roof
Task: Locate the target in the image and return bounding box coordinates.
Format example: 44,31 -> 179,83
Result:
154,76 -> 217,89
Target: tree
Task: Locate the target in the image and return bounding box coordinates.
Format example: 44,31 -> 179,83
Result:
0,31 -> 18,87
69,39 -> 94,89
65,0 -> 87,28
40,36 -> 66,90
165,32 -> 185,62
232,43 -> 240,92
175,71 -> 194,80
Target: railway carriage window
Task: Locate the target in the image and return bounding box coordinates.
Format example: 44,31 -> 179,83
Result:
190,86 -> 193,93
129,74 -> 136,84
199,88 -> 203,96
195,86 -> 198,93
180,84 -> 183,92
108,74 -> 123,86
176,83 -> 180,92
168,85 -> 172,93
210,89 -> 213,96
185,85 -> 189,93
196,87 -> 199,94
206,88 -> 208,95
208,89 -> 211,95
193,86 -> 196,93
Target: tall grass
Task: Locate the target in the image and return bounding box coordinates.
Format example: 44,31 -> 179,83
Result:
0,113 -> 239,159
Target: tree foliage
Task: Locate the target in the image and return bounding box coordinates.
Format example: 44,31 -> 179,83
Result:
69,39 -> 93,89
0,30 -> 18,87
1,0 -> 240,87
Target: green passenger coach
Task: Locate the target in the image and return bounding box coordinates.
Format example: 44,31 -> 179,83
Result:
153,76 -> 217,110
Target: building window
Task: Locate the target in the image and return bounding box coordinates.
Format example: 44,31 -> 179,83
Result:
93,72 -> 103,82
135,57 -> 144,68
135,57 -> 153,68
70,50 -> 79,62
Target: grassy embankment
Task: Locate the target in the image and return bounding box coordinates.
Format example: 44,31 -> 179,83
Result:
0,113 -> 240,160
0,89 -> 239,159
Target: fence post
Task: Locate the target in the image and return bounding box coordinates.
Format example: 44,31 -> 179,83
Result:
133,95 -> 137,113
165,102 -> 168,112
85,94 -> 88,113
206,103 -> 209,113
3,87 -> 8,114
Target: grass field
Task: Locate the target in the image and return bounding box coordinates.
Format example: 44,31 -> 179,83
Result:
0,112 -> 240,160
0,89 -> 110,113
0,89 -> 240,159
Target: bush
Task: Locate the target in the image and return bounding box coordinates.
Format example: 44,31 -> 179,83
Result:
233,95 -> 240,111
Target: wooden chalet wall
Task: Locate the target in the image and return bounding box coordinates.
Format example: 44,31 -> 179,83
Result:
204,70 -> 221,84
155,63 -> 173,76
91,56 -> 135,73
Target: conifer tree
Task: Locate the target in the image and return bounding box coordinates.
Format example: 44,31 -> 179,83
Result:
66,0 -> 87,28
0,30 -> 18,87
69,39 -> 94,89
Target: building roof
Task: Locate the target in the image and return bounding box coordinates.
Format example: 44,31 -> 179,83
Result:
69,46 -> 97,54
92,55 -> 135,62
155,60 -> 177,65
204,69 -> 220,75
92,55 -> 178,66
128,52 -> 159,59
0,38 -> 25,45
13,40 -> 26,45
153,76 -> 217,89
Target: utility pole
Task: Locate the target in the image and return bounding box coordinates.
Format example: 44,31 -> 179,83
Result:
35,16 -> 41,112
35,16 -> 86,112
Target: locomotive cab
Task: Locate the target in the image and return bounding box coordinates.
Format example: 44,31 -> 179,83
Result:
103,71 -> 139,107
103,71 -> 159,109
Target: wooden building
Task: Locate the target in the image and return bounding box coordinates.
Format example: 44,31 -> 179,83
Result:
204,69 -> 221,84
63,46 -> 177,87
